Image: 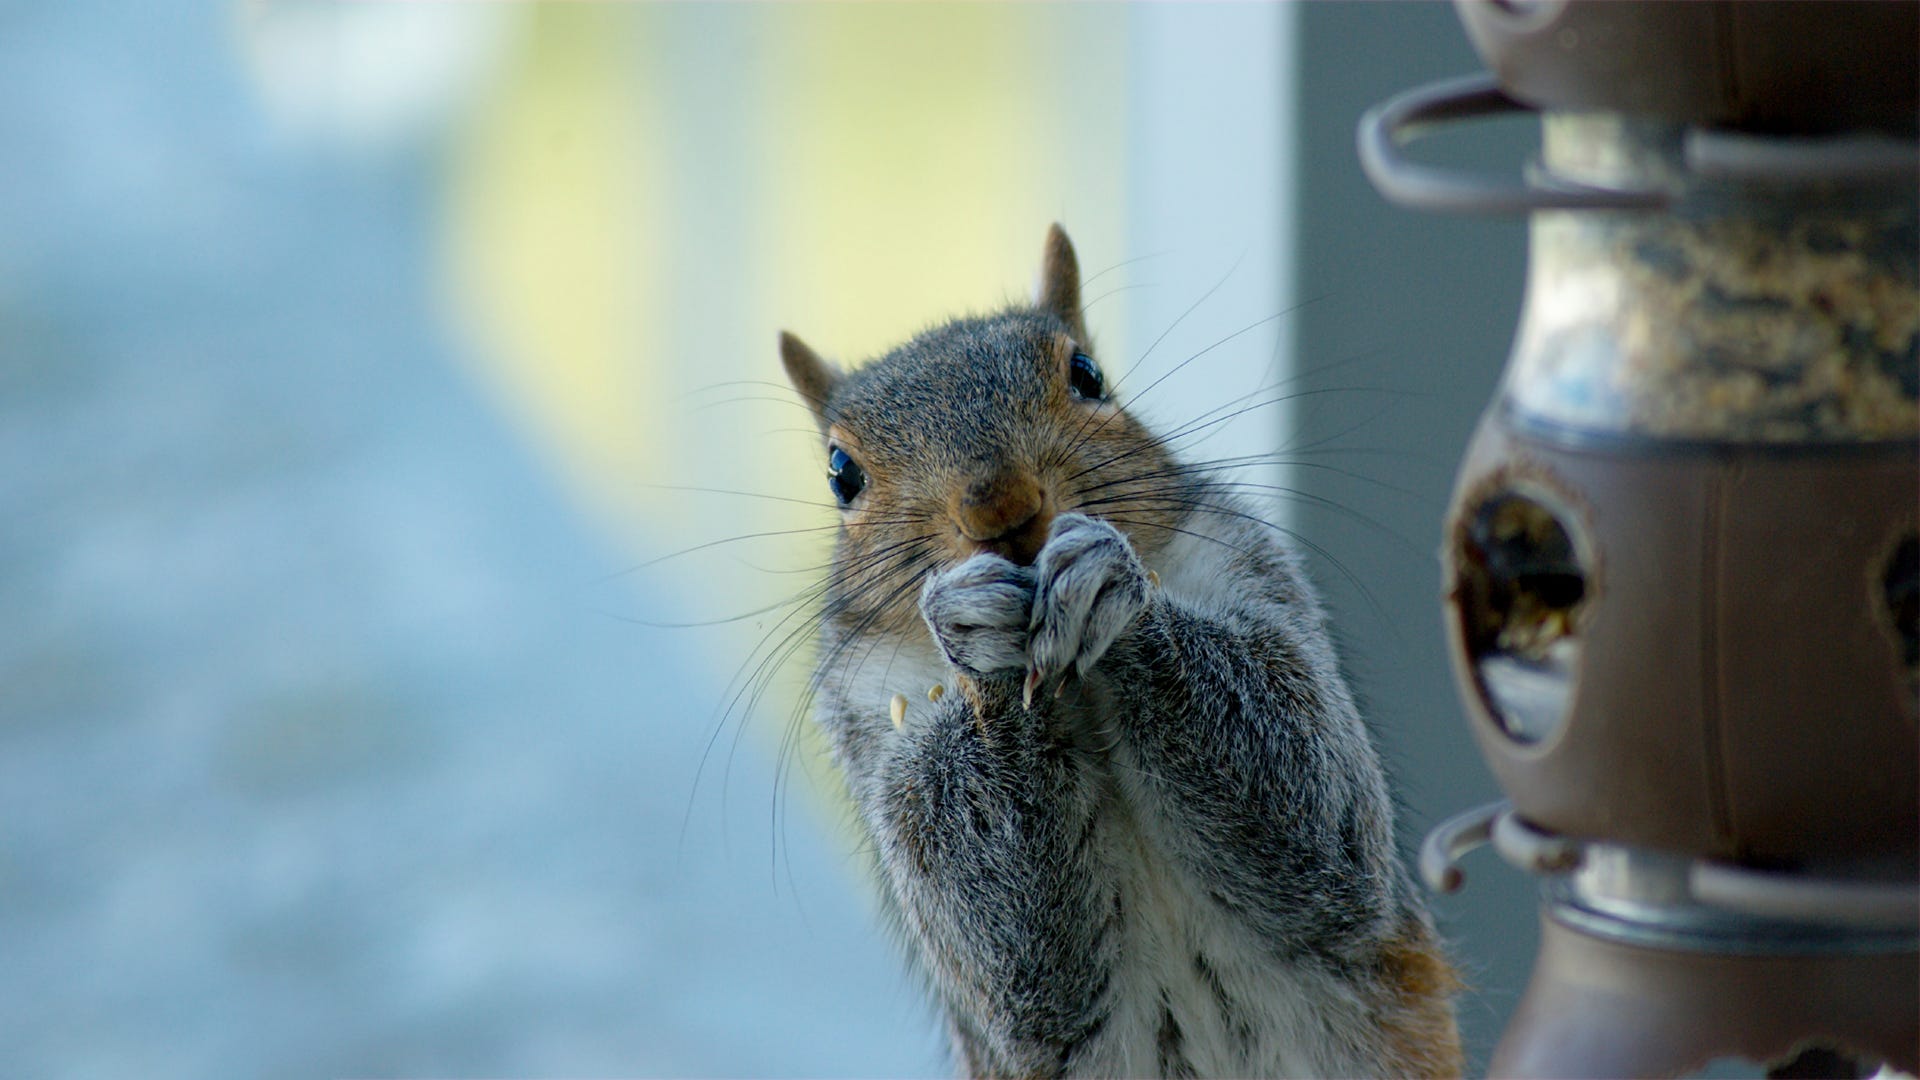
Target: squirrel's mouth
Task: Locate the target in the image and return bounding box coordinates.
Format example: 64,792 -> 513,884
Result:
967,529 -> 1046,567
954,493 -> 1055,567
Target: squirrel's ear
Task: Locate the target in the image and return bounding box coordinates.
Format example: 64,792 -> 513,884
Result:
780,330 -> 841,432
1036,223 -> 1088,343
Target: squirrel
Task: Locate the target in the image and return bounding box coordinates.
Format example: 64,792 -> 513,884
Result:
778,225 -> 1462,1078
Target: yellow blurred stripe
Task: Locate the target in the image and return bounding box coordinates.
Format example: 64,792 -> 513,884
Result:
442,5 -> 658,538
764,4 -> 1127,362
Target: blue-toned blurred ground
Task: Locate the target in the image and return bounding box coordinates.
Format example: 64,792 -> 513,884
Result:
0,5 -> 943,1076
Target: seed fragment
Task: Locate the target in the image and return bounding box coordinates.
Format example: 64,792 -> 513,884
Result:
889,692 -> 908,730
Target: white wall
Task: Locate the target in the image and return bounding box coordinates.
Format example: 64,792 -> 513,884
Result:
1126,3 -> 1298,527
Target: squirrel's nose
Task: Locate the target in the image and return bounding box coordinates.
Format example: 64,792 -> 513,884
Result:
952,470 -> 1052,565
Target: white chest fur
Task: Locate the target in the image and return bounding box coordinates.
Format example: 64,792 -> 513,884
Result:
1144,515 -> 1253,613
1076,799 -> 1374,1078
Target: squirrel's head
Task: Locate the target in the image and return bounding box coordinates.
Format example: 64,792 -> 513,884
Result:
780,225 -> 1180,629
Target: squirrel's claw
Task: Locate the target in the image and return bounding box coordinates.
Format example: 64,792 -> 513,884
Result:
1022,665 -> 1075,708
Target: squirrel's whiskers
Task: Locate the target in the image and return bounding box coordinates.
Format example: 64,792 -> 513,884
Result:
715,224 -> 1467,1078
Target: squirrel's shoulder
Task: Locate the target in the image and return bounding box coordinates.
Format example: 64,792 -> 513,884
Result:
1149,485 -> 1320,614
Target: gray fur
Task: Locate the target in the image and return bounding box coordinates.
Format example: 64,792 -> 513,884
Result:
920,555 -> 1036,676
788,231 -> 1459,1079
1027,515 -> 1150,687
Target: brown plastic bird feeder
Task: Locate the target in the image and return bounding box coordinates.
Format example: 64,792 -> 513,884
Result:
1360,3 -> 1919,1075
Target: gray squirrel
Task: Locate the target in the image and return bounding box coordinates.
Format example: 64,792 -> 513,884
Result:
778,225 -> 1462,1078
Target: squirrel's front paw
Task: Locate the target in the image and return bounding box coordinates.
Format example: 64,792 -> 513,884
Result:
1028,514 -> 1150,702
919,553 -> 1036,676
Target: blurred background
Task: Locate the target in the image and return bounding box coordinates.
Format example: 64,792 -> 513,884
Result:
0,3 -> 1532,1076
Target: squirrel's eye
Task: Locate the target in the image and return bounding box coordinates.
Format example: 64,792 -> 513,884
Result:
828,446 -> 866,505
1069,352 -> 1106,401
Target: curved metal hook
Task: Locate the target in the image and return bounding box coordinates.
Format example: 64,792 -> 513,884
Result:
1491,805 -> 1584,875
1419,800 -> 1506,893
1357,72 -> 1671,215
